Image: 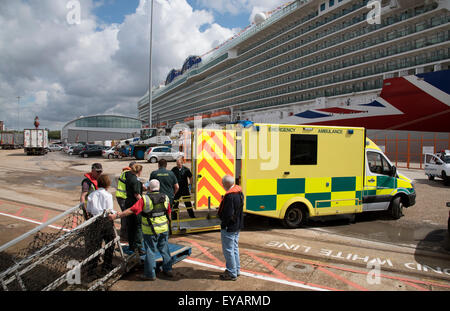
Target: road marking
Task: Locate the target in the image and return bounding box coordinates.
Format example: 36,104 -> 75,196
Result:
244,251 -> 288,279
14,207 -> 26,217
0,212 -> 68,232
183,258 -> 331,291
179,237 -> 225,267
175,237 -> 450,290
41,211 -> 50,223
316,266 -> 369,291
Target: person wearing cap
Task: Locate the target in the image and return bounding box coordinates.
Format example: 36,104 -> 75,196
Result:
115,161 -> 136,239
80,163 -> 103,219
109,179 -> 174,281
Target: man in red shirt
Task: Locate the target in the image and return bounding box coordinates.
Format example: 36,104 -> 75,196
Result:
109,180 -> 174,280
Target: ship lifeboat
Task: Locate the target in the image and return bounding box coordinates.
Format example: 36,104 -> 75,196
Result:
160,122 -> 167,127
210,110 -> 231,123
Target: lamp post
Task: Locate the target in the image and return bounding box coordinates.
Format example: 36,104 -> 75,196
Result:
17,96 -> 21,131
148,0 -> 154,128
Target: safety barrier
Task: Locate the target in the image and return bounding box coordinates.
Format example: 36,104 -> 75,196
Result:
371,133 -> 450,169
0,204 -> 136,291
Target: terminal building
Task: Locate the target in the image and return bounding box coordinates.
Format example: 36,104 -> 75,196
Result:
61,115 -> 144,144
138,0 -> 449,133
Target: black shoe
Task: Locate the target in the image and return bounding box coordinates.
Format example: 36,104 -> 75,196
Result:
162,270 -> 174,278
220,271 -> 237,281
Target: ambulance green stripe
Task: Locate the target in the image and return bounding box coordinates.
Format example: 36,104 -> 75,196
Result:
331,177 -> 356,192
277,178 -> 305,195
246,195 -> 277,211
305,192 -> 331,208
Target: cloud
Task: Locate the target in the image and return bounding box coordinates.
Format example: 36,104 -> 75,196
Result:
195,0 -> 291,22
0,0 -> 236,130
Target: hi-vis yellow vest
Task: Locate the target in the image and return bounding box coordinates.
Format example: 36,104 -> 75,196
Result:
115,171 -> 129,199
141,193 -> 170,235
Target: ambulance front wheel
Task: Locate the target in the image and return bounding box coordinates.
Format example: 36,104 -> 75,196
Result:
282,204 -> 308,228
389,196 -> 403,220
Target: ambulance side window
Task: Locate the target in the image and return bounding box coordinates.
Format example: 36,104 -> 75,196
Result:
367,152 -> 391,175
290,134 -> 317,165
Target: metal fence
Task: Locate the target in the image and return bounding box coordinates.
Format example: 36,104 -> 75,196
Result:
0,204 -> 136,291
371,132 -> 450,169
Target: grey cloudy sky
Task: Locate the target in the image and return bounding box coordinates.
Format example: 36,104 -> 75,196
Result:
0,0 -> 286,130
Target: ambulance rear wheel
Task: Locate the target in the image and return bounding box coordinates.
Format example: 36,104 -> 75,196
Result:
389,196 -> 403,220
428,175 -> 434,181
282,204 -> 307,228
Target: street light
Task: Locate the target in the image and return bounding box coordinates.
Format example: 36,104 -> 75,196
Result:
17,96 -> 21,131
148,0 -> 154,128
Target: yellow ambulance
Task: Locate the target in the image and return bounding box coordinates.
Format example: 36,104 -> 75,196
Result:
191,123 -> 416,229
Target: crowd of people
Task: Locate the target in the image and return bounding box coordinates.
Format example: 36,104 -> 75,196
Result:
79,157 -> 244,282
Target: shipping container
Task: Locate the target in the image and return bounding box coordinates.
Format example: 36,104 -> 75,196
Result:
0,131 -> 24,149
24,129 -> 49,155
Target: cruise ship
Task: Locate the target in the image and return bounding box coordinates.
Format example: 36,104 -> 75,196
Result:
138,0 -> 450,132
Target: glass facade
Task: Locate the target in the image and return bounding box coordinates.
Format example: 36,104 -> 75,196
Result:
138,0 -> 449,124
74,116 -> 142,129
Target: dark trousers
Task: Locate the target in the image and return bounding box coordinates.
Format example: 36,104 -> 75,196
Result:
172,189 -> 195,219
86,218 -> 115,274
127,213 -> 143,251
116,197 -> 128,239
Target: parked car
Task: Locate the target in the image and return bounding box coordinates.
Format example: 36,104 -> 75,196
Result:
48,144 -> 63,152
102,146 -> 117,159
79,144 -> 104,158
71,144 -> 85,156
144,146 -> 183,163
424,150 -> 450,186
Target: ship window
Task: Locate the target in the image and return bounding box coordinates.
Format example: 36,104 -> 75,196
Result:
329,0 -> 334,7
320,3 -> 326,11
290,134 -> 318,165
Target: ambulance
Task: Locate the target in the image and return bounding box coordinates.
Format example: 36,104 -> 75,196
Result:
172,123 -> 416,232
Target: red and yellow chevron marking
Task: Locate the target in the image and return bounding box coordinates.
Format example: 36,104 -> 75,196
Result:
196,130 -> 235,208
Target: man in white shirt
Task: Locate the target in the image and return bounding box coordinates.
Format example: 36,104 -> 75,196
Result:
85,174 -> 116,278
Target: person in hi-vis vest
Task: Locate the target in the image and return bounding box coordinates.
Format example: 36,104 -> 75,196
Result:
109,179 -> 174,280
115,161 -> 136,240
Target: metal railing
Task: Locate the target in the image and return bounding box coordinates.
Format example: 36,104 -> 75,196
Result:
0,204 -> 135,291
372,133 -> 450,169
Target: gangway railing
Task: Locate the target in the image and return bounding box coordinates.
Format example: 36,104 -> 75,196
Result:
0,204 -> 136,291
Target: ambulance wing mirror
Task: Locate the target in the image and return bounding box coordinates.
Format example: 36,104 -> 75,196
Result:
390,165 -> 397,177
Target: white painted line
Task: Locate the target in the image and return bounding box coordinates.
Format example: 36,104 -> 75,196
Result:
0,212 -> 69,232
183,258 -> 329,291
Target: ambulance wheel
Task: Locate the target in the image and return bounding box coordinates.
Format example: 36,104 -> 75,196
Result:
389,196 -> 403,220
428,175 -> 434,181
282,204 -> 307,228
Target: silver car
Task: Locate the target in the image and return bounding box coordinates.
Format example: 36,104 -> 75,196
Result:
144,146 -> 183,163
48,144 -> 63,152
